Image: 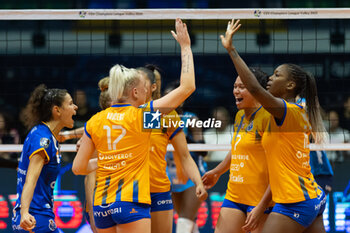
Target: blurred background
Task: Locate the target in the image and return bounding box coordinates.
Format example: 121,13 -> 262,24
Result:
0,1 -> 350,233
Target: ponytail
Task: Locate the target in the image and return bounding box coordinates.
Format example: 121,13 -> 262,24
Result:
285,63 -> 328,143
109,64 -> 140,103
22,84 -> 67,130
304,73 -> 328,143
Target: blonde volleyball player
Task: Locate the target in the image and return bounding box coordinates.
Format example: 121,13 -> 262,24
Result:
72,18 -> 204,233
221,19 -> 327,233
138,65 -> 207,233
202,67 -> 274,233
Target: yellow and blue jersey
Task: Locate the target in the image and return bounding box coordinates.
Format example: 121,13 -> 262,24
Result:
226,107 -> 273,207
262,100 -> 320,203
149,110 -> 182,193
85,102 -> 153,205
14,123 -> 61,217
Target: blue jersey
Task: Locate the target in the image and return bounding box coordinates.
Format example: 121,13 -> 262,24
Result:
14,123 -> 61,217
309,151 -> 334,176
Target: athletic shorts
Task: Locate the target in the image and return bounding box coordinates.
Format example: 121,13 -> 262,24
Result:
222,198 -> 273,214
93,201 -> 151,229
272,188 -> 327,227
12,211 -> 59,233
150,192 -> 173,212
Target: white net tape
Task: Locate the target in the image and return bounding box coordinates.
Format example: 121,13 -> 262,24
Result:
0,8 -> 350,20
1,143 -> 350,152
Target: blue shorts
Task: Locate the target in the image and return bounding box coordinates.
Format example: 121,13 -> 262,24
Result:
150,192 -> 173,212
93,201 -> 151,229
272,189 -> 327,227
222,198 -> 273,214
12,211 -> 59,233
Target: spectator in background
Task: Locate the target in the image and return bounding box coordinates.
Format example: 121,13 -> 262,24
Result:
340,96 -> 350,131
73,89 -> 94,128
203,106 -> 233,161
326,110 -> 350,162
0,111 -> 20,168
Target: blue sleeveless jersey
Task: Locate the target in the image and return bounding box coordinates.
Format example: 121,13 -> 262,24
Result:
14,123 -> 61,217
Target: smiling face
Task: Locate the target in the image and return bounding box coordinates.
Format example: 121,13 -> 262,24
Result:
59,93 -> 78,129
233,76 -> 259,110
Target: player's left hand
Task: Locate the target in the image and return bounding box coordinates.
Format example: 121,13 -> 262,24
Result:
196,184 -> 208,202
220,19 -> 241,50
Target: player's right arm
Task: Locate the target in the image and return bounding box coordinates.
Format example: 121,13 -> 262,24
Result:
202,151 -> 231,190
20,152 -> 46,231
58,127 -> 84,142
153,18 -> 195,114
72,133 -> 97,175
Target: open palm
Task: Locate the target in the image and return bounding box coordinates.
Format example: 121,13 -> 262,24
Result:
220,19 -> 241,50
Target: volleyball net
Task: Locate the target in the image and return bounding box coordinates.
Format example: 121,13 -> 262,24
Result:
0,8 -> 350,233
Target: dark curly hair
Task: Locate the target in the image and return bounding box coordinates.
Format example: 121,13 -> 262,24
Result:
22,84 -> 67,130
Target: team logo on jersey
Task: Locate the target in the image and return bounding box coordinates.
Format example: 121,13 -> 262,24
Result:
40,137 -> 50,149
143,110 -> 161,129
48,219 -> 57,231
246,122 -> 253,131
130,208 -> 138,214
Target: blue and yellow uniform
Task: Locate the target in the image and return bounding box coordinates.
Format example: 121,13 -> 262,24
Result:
222,107 -> 274,213
262,100 -> 326,227
149,110 -> 182,212
85,102 -> 153,228
12,123 -> 60,233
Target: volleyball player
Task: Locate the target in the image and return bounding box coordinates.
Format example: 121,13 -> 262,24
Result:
12,84 -> 80,232
221,19 -> 327,233
163,81 -> 208,233
202,68 -> 274,233
138,65 -> 207,233
84,77 -> 112,233
72,18 -> 203,233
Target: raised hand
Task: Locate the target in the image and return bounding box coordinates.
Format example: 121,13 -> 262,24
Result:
171,18 -> 191,48
220,19 -> 241,50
